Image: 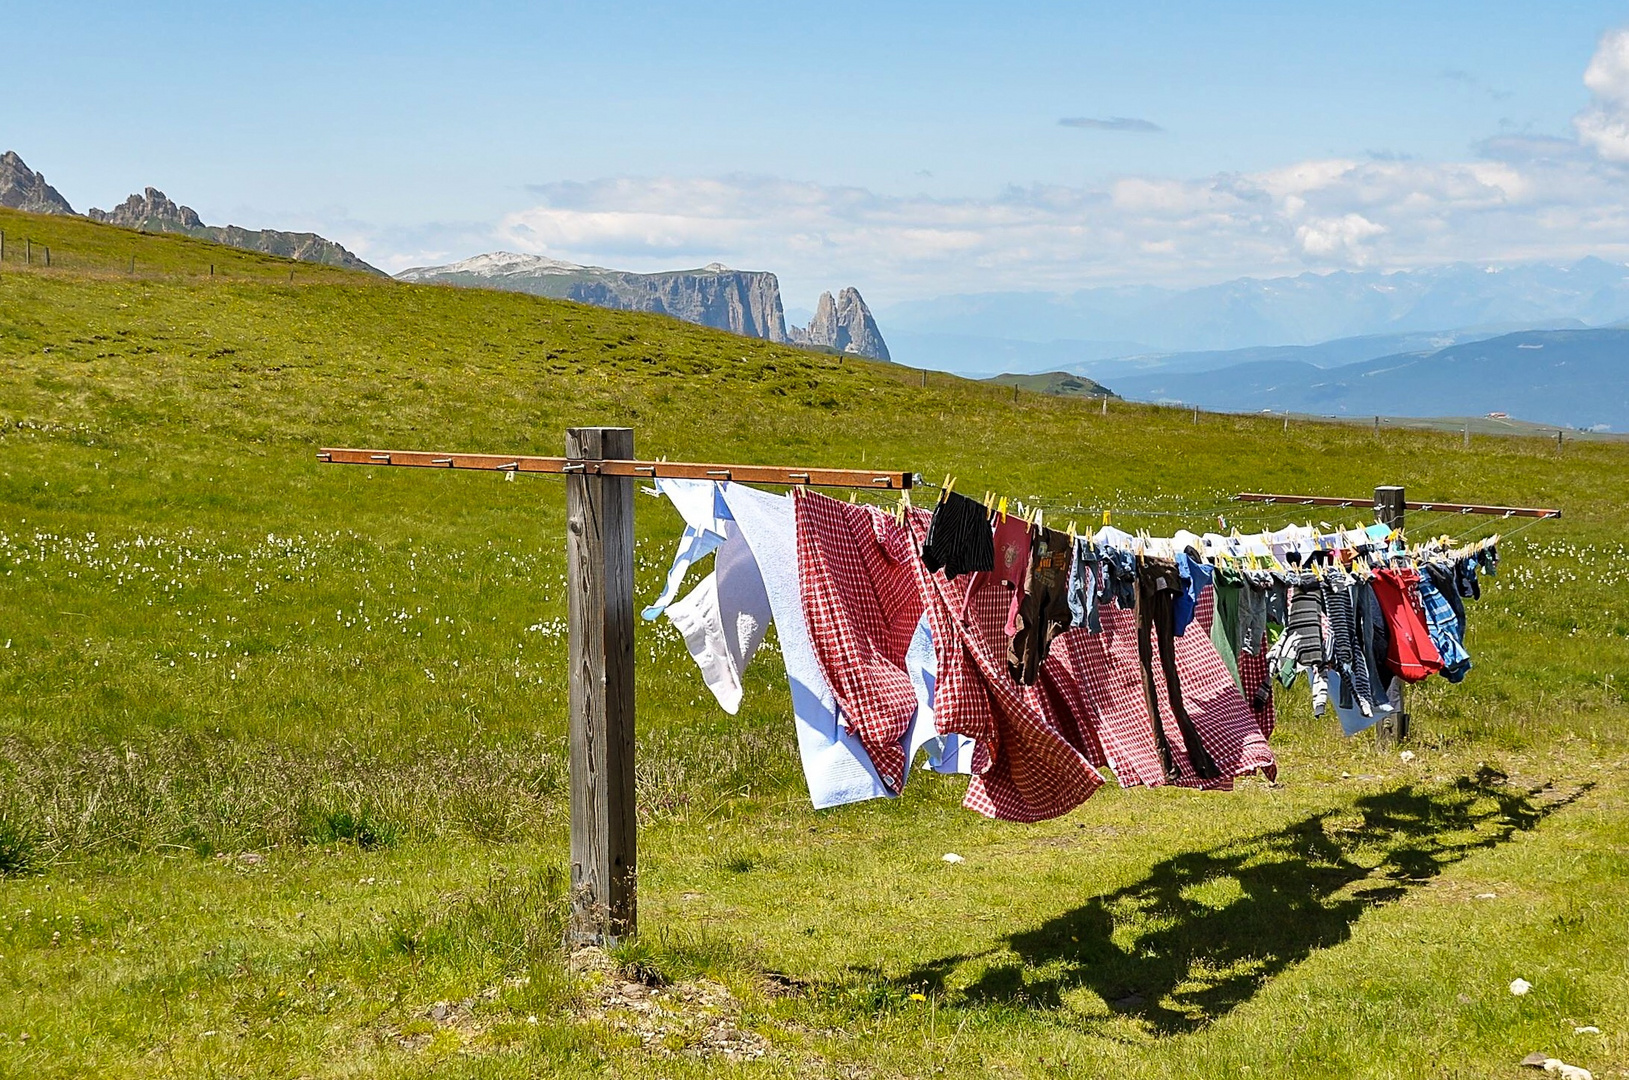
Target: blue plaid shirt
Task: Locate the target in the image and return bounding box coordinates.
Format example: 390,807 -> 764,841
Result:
1416,571 -> 1471,683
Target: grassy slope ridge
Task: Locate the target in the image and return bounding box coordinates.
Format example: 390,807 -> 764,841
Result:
1,210 -> 1627,1078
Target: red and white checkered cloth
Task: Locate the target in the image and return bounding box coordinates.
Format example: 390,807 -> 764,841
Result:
1074,587 -> 1276,789
795,491 -> 926,791
1237,641 -> 1276,740
907,514 -> 1105,822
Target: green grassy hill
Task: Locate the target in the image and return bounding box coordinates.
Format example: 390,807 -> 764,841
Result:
984,369 -> 1116,398
2,208 -> 1627,1078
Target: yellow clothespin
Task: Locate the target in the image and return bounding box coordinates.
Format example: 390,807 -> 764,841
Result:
1068,520 -> 1078,542
1102,509 -> 1111,527
997,496 -> 1008,520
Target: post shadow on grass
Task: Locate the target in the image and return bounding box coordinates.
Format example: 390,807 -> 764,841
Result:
900,771 -> 1588,1035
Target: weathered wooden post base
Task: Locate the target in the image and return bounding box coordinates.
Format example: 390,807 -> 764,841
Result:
565,427 -> 637,945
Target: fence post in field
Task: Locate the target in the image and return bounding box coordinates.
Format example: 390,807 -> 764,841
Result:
565,426 -> 637,944
44,246 -> 50,268
1,230 -> 5,262
25,238 -> 31,265
1101,396 -> 1108,416
1373,484 -> 1409,747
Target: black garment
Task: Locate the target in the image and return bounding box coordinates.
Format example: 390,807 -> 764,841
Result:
1265,571 -> 1290,626
1009,527 -> 1076,685
1324,574 -> 1373,716
920,491 -> 994,580
1454,556 -> 1481,601
1355,578 -> 1395,696
1136,558 -> 1222,782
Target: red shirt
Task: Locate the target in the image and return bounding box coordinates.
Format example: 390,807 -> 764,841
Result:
1369,568 -> 1444,683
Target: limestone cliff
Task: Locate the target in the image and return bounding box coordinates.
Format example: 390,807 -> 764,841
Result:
398,252 -> 891,360
88,187 -> 382,274
0,151 -> 77,215
789,288 -> 891,361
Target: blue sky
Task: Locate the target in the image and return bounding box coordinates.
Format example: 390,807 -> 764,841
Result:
8,2 -> 1629,303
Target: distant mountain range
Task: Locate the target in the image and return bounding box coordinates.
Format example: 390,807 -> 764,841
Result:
1108,328 -> 1629,431
0,151 -> 380,273
398,252 -> 891,361
879,259 -> 1629,366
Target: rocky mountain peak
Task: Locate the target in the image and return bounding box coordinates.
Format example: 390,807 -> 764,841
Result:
0,151 -> 77,215
88,187 -> 204,230
791,286 -> 891,361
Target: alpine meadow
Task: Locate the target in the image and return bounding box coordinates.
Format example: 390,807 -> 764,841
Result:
2,208 -> 1628,1079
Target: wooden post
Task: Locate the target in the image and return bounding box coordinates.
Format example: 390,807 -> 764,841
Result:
1374,415 -> 1380,437
1374,484 -> 1409,747
1,230 -> 5,262
1101,396 -> 1108,416
1013,384 -> 1019,404
1463,421 -> 1470,449
1557,429 -> 1564,454
25,238 -> 31,265
1283,412 -> 1289,434
566,426 -> 637,944
44,246 -> 50,268
921,368 -> 927,387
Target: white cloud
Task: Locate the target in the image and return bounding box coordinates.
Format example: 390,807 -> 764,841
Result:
1296,213 -> 1387,260
333,25 -> 1629,300
482,144 -> 1629,304
1577,27 -> 1629,160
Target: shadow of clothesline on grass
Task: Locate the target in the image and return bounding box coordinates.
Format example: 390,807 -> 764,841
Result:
898,770 -> 1587,1036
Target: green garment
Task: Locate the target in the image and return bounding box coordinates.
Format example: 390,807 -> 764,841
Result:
1211,566 -> 1244,690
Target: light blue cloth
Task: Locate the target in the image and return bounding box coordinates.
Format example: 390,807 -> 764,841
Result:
1328,670 -> 1393,736
904,616 -> 977,775
1416,573 -> 1472,683
1173,552 -> 1209,637
717,482 -> 895,808
642,479 -> 734,621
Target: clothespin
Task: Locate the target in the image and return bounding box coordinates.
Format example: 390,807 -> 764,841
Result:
1034,508 -> 1044,531
997,496 -> 1008,520
1102,509 -> 1111,527
897,487 -> 912,525
1068,520 -> 1078,542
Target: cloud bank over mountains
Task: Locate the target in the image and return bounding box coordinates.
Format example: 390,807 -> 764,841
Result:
359,27 -> 1629,306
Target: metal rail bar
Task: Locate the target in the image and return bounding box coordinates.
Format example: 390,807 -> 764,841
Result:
1234,492 -> 1560,519
318,447 -> 913,490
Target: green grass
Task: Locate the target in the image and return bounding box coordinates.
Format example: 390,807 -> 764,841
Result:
2,209 -> 1628,1077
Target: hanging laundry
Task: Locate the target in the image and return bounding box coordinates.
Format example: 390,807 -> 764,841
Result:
1323,569 -> 1373,720
1008,525 -> 1076,685
795,490 -> 927,792
920,489 -> 996,580
671,482 -> 896,808
1135,557 -> 1223,782
1065,536 -> 1103,634
1416,568 -> 1472,683
976,511 -> 1033,637
645,480 -> 771,714
1368,567 -> 1444,683
1172,550 -> 1208,637
906,514 -> 1104,822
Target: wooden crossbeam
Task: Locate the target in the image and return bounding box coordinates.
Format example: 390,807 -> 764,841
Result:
318,447 -> 913,490
1234,492 -> 1561,519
